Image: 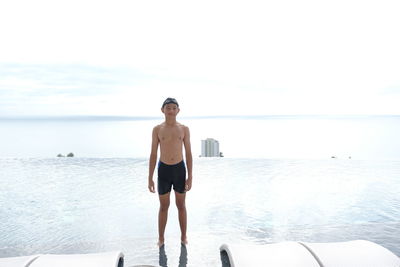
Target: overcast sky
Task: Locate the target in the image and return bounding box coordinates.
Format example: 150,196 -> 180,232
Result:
1,0 -> 399,117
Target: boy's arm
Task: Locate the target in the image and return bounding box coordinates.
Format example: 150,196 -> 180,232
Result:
148,126 -> 159,193
183,126 -> 193,191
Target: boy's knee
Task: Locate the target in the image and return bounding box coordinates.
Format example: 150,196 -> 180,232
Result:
160,203 -> 170,212
176,202 -> 186,211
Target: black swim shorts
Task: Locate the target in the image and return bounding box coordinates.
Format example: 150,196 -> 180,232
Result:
157,161 -> 186,195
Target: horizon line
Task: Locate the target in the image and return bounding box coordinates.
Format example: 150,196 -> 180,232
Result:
1,114 -> 400,121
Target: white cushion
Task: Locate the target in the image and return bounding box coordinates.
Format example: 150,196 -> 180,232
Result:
0,255 -> 40,267
301,240 -> 400,267
29,251 -> 123,267
220,241 -> 320,267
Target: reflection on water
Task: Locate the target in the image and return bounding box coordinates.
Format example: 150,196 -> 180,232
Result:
159,244 -> 187,267
179,245 -> 188,267
159,245 -> 167,267
220,250 -> 231,267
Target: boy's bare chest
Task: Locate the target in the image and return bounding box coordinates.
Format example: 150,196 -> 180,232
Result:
158,127 -> 184,143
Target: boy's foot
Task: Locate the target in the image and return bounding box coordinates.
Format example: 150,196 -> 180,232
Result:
158,239 -> 165,247
181,238 -> 188,246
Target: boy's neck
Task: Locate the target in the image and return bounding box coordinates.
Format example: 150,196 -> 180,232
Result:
165,117 -> 177,125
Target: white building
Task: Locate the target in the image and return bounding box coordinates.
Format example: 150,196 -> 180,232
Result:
201,138 -> 220,157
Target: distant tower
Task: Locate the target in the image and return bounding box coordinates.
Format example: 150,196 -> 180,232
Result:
201,138 -> 220,157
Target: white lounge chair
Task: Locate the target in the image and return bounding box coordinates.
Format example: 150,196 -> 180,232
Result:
220,240 -> 400,267
300,240 -> 400,267
220,241 -> 320,267
0,255 -> 40,267
0,251 -> 123,267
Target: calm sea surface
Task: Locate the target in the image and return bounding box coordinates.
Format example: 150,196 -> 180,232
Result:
1,116 -> 400,266
1,115 -> 400,159
1,158 -> 400,266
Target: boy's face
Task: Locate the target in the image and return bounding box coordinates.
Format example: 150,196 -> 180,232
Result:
161,103 -> 180,117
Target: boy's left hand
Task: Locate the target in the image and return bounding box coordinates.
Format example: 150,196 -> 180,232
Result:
185,177 -> 192,192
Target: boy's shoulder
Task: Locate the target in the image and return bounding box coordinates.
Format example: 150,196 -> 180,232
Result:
152,123 -> 163,133
154,122 -> 164,128
177,122 -> 190,130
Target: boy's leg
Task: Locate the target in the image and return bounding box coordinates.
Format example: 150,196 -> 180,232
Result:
175,191 -> 187,244
158,192 -> 170,246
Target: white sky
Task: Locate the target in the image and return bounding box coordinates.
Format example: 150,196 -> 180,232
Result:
1,0 -> 400,117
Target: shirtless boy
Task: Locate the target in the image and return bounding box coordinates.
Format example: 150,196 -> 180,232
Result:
148,97 -> 193,247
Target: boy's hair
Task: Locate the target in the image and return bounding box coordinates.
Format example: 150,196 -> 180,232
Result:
162,97 -> 179,108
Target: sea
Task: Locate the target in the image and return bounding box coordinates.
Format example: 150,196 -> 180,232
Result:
1,115 -> 400,266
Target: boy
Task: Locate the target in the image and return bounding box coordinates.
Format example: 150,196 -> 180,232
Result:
148,97 -> 193,247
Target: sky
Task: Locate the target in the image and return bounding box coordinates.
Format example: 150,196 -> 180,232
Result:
1,0 -> 400,117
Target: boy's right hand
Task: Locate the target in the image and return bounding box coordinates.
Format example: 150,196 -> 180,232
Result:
148,179 -> 155,193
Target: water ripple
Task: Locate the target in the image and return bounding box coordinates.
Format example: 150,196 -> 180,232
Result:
1,157 -> 400,265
